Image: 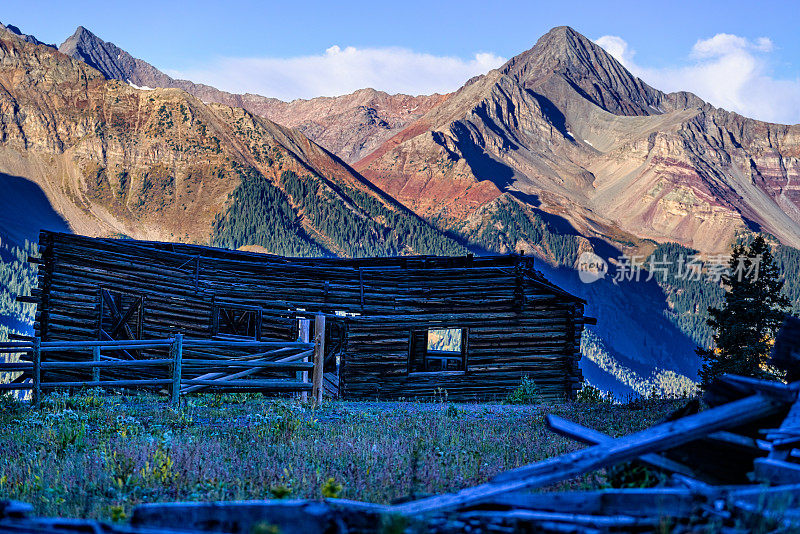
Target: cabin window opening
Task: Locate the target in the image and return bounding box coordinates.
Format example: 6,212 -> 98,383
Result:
212,304 -> 263,340
409,327 -> 468,374
99,289 -> 144,341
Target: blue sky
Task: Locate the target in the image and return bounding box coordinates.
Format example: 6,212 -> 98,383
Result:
3,0 -> 800,123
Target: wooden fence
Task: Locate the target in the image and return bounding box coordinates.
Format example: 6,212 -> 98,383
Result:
0,317 -> 326,407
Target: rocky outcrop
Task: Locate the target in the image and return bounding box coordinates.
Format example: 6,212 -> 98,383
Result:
59,27 -> 446,164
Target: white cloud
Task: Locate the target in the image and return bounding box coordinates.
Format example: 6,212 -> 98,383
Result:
166,46 -> 506,101
594,33 -> 800,125
594,35 -> 635,68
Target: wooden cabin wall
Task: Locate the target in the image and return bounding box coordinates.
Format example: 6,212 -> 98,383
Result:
35,233 -> 214,343
340,295 -> 585,402
33,231 -> 587,399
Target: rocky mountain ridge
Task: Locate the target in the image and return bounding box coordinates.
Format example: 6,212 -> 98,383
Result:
356,26 -> 800,255
0,21 -> 54,48
0,25 -> 461,257
58,24 -> 800,257
59,26 -> 447,164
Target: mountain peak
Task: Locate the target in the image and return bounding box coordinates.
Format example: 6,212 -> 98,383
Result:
0,20 -> 56,48
59,26 -> 173,88
540,25 -> 582,39
60,25 -> 105,58
70,26 -> 95,41
501,25 -> 669,116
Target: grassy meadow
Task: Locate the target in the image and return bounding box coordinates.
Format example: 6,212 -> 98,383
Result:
0,390 -> 682,522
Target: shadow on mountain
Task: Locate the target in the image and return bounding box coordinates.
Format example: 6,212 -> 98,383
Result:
742,217 -> 762,234
535,258 -> 701,396
531,208 -> 580,236
0,173 -> 71,247
510,191 -> 542,207
527,91 -> 570,139
525,206 -> 626,264
450,121 -> 517,192
472,103 -> 520,151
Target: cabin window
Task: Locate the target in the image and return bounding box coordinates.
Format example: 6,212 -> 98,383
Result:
212,304 -> 263,340
408,327 -> 468,374
99,289 -> 144,341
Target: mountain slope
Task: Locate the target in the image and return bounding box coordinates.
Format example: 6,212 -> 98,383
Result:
355,26 -> 800,255
0,25 -> 463,257
59,26 -> 447,164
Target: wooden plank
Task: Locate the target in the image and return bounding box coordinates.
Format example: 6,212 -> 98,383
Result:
92,346 -> 100,382
753,458 -> 800,485
39,359 -> 173,369
312,314 -> 325,405
32,337 -> 40,409
179,379 -> 311,390
0,383 -> 33,391
298,318 -> 310,403
181,340 -> 313,348
768,389 -> 800,460
472,488 -> 699,516
41,379 -> 173,388
41,339 -> 170,352
393,394 -> 787,515
0,362 -> 33,371
546,415 -> 700,478
171,334 -> 183,407
717,374 -> 799,403
182,360 -> 314,369
131,499 -> 334,533
458,509 -> 658,528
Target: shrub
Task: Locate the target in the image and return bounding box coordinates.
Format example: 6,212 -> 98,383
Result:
321,477 -> 342,499
109,505 -> 127,522
269,484 -> 292,499
503,377 -> 541,405
0,393 -> 23,416
140,444 -> 178,486
48,413 -> 88,457
605,461 -> 665,489
576,384 -> 611,404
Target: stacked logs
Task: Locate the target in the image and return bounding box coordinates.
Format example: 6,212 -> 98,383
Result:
28,231 -> 591,401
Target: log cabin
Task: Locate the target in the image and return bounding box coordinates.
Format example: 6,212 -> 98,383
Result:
28,230 -> 592,401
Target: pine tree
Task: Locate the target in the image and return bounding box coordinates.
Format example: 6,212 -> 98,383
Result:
698,236 -> 790,387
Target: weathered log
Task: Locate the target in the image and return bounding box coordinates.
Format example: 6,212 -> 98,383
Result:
394,394 -> 787,515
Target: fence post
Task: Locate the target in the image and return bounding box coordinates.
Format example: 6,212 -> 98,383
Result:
312,314 -> 325,405
92,345 -> 101,384
298,318 -> 310,403
32,337 -> 41,409
170,334 -> 183,407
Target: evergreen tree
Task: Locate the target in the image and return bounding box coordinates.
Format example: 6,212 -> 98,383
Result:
698,236 -> 790,387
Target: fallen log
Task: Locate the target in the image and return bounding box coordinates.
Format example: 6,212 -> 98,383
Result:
546,415 -> 699,478
392,394 -> 787,515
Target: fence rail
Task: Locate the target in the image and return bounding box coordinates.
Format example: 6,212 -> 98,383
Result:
0,316 -> 325,407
